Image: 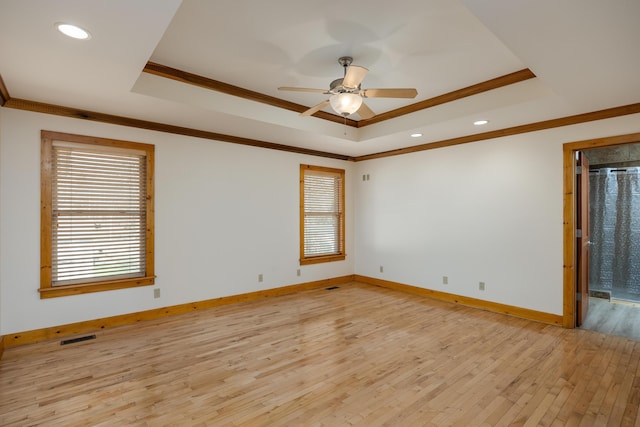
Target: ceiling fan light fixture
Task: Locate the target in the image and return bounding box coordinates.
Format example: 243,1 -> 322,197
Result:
329,93 -> 363,116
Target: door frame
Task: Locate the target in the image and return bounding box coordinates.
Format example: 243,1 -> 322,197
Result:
575,151 -> 590,326
562,131 -> 640,328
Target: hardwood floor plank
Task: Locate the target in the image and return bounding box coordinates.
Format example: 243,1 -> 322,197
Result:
1,282 -> 639,426
622,375 -> 640,425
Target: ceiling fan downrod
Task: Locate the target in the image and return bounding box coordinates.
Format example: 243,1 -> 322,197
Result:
338,56 -> 353,73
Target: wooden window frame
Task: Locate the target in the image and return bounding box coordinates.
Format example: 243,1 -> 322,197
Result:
40,130 -> 155,298
300,164 -> 346,265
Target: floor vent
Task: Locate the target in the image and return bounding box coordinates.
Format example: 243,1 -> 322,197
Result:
61,335 -> 96,345
326,286 -> 340,290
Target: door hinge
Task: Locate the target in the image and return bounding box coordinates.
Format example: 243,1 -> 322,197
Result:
576,166 -> 582,174
576,229 -> 582,238
576,292 -> 582,301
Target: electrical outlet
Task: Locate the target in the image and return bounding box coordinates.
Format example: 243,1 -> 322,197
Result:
443,276 -> 448,285
297,269 -> 301,277
258,274 -> 263,282
154,288 -> 160,298
380,266 -> 384,273
479,281 -> 485,291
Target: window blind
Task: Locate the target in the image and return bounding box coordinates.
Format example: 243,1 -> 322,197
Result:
303,168 -> 344,257
51,143 -> 147,286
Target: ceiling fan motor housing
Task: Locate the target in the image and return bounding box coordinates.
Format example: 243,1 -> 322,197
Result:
330,78 -> 355,94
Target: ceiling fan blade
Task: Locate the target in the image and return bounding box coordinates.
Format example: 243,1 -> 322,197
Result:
301,99 -> 330,116
343,65 -> 369,89
357,102 -> 375,119
362,88 -> 418,98
278,87 -> 328,94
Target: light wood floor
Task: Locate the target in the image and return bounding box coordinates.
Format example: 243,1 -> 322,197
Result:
1,282 -> 639,426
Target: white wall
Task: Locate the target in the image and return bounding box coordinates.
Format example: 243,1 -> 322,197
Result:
354,114 -> 640,315
0,108 -> 354,334
0,108 -> 3,337
2,106 -> 640,334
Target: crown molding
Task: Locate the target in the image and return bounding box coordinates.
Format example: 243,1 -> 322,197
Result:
144,62 -> 535,128
356,69 -> 536,127
3,98 -> 354,161
0,74 -> 9,106
144,62 -> 358,127
2,71 -> 638,163
354,103 -> 640,161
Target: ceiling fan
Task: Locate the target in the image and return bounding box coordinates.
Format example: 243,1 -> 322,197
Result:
278,57 -> 418,119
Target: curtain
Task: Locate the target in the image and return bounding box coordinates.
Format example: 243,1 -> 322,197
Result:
589,168 -> 640,300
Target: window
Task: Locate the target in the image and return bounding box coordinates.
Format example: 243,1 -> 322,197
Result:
300,164 -> 345,265
40,131 -> 154,298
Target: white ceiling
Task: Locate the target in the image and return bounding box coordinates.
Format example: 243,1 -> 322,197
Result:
1,0 -> 639,158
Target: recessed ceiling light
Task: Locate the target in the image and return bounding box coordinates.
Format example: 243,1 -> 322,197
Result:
410,133 -> 423,138
56,23 -> 91,40
473,120 -> 489,126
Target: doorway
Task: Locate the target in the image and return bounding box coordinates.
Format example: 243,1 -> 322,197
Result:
579,144 -> 640,340
585,144 -> 640,304
562,132 -> 640,329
